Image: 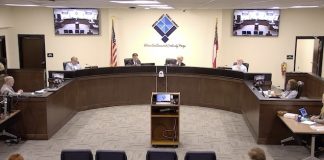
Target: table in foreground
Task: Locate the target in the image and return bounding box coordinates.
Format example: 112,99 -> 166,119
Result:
279,116 -> 324,160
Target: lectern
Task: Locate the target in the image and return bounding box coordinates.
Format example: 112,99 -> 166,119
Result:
151,92 -> 180,147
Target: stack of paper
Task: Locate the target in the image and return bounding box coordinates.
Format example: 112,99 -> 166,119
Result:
283,113 -> 297,119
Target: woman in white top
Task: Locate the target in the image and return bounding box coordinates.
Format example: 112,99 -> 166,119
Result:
280,79 -> 298,99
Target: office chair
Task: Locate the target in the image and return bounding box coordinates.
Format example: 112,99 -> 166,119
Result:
95,150 -> 127,160
184,151 -> 217,160
63,62 -> 69,70
124,58 -> 133,66
296,81 -> 304,99
61,149 -> 93,160
165,58 -> 177,66
146,151 -> 178,160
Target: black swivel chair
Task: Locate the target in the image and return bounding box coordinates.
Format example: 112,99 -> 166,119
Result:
124,58 -> 133,66
184,151 -> 217,160
63,62 -> 69,70
146,151 -> 178,160
233,62 -> 249,72
296,81 -> 304,99
95,150 -> 127,160
165,58 -> 177,66
61,149 -> 93,160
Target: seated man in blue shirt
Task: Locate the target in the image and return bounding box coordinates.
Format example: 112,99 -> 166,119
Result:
65,56 -> 81,71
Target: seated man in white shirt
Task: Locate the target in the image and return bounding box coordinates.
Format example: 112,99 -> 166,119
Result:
0,76 -> 23,96
65,56 -> 81,71
232,59 -> 247,72
176,56 -> 185,66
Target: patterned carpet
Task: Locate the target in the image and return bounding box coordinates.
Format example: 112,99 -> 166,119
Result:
0,105 -> 322,160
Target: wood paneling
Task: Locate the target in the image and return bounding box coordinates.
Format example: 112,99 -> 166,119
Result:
10,68 -> 324,144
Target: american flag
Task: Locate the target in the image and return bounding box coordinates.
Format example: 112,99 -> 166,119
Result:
212,19 -> 219,68
110,20 -> 117,67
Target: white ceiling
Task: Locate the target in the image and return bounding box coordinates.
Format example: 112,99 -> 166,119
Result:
1,0 -> 324,9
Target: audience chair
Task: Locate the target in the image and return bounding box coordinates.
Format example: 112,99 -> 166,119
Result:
146,150 -> 178,160
61,149 -> 93,160
296,81 -> 304,99
124,58 -> 133,66
184,151 -> 217,160
96,150 -> 127,160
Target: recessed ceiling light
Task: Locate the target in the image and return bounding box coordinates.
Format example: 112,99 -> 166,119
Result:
45,6 -> 68,8
138,4 -> 168,7
110,1 -> 160,4
269,7 -> 280,9
5,4 -> 39,7
152,6 -> 174,9
290,5 -> 318,8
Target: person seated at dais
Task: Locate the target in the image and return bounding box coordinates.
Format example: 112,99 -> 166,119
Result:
65,56 -> 81,71
232,59 -> 247,72
0,76 -> 23,96
280,79 -> 298,99
128,53 -> 141,66
176,56 -> 185,66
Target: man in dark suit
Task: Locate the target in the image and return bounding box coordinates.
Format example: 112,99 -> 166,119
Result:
176,56 -> 185,66
128,53 -> 141,66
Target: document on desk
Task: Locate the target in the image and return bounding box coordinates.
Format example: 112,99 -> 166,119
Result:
310,125 -> 324,131
301,120 -> 316,125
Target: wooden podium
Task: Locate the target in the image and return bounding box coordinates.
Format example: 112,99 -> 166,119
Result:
151,92 -> 180,147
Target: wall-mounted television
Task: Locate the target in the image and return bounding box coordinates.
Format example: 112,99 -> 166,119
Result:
53,8 -> 99,35
233,9 -> 280,37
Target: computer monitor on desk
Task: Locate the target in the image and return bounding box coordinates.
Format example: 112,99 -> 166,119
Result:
156,93 -> 171,104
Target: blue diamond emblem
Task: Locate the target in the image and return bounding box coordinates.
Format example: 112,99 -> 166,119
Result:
153,14 -> 178,43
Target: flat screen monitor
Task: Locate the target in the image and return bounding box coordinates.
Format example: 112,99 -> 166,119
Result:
254,75 -> 265,87
53,8 -> 99,35
233,9 -> 280,37
156,93 -> 171,102
52,73 -> 64,79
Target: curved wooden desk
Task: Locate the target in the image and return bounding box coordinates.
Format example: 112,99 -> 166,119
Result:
12,67 -> 322,145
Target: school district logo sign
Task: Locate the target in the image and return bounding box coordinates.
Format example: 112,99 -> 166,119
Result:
152,14 -> 178,43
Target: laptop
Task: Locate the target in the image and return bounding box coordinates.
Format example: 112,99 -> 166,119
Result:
156,93 -> 171,104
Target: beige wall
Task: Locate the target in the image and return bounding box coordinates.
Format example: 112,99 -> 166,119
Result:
220,9 -> 324,87
1,7 -> 324,87
109,9 -> 222,67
